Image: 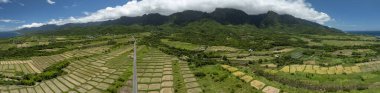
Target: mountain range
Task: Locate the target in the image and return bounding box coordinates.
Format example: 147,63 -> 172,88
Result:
17,8 -> 342,34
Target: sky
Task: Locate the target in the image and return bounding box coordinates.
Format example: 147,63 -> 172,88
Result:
307,0 -> 380,31
0,0 -> 379,32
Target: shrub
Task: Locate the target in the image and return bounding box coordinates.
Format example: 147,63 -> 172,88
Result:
194,72 -> 206,78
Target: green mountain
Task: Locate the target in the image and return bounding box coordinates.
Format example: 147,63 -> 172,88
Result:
17,8 -> 342,35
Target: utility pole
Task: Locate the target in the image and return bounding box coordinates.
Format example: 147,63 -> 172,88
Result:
132,36 -> 138,93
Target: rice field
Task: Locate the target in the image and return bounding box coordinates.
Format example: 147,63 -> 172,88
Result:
0,45 -> 133,93
124,47 -> 202,93
0,46 -> 108,76
221,65 -> 281,93
321,40 -> 380,47
230,55 -> 274,61
161,39 -> 202,50
309,35 -> 378,41
16,43 -> 31,48
279,61 -> 380,74
0,60 -> 38,76
332,49 -> 353,56
273,48 -> 295,53
29,46 -> 110,74
205,46 -> 240,52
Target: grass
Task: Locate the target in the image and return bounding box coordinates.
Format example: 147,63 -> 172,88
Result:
272,71 -> 380,89
310,56 -> 371,66
0,43 -> 15,50
332,49 -> 353,56
274,64 -> 380,92
105,46 -> 134,68
321,40 -> 380,47
309,35 -> 378,41
172,60 -> 187,93
161,39 -> 201,50
235,65 -> 317,93
205,46 -> 240,52
105,46 -> 136,93
193,65 -> 261,93
230,56 -> 274,61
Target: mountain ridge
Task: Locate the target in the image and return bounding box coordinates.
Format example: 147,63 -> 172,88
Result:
17,8 -> 342,34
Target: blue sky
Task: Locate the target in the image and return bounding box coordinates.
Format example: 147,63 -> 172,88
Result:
0,0 -> 379,31
307,0 -> 380,31
0,0 -> 127,31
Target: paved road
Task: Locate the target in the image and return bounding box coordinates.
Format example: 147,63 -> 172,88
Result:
132,37 -> 138,93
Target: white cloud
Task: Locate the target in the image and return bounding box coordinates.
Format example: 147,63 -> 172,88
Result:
0,25 -> 18,31
47,0 -> 55,5
19,23 -> 44,28
0,19 -> 24,23
83,11 -> 90,15
0,0 -> 10,3
64,3 -> 78,9
19,3 -> 25,6
20,0 -> 331,29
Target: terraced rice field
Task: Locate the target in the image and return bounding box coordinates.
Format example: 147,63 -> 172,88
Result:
160,39 -> 201,51
179,61 -> 202,93
356,61 -> 380,72
279,61 -> 380,74
16,43 -> 31,48
31,46 -> 110,72
0,46 -> 133,93
0,46 -> 111,76
321,40 -> 380,47
122,48 -> 202,93
221,65 -> 281,93
0,60 -> 37,76
205,46 -> 240,52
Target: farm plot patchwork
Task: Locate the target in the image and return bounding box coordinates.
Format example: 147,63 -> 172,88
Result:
321,40 -> 380,47
309,35 -> 378,41
279,62 -> 380,74
30,46 -> 111,73
79,46 -> 110,54
161,39 -> 202,51
16,43 -> 32,48
221,65 -> 281,93
0,45 -> 133,93
356,61 -> 380,72
230,56 -> 274,61
124,48 -> 202,93
173,60 -> 202,93
0,60 -> 38,76
135,49 -> 175,93
205,46 -> 240,52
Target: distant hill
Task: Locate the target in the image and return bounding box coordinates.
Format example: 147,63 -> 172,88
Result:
17,8 -> 342,34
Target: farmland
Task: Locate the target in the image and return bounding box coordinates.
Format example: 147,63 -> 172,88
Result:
0,3 -> 378,93
138,30 -> 380,93
0,44 -> 134,92
161,39 -> 202,51
0,19 -> 380,93
1,31 -> 380,93
0,33 -> 143,93
130,47 -> 202,93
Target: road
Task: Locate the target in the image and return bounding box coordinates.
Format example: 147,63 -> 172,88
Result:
133,36 -> 138,93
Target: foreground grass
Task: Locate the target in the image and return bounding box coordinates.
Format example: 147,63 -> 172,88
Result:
273,71 -> 380,88
160,39 -> 200,50
321,40 -> 379,47
105,46 -> 135,93
193,65 -> 260,93
172,60 -> 187,93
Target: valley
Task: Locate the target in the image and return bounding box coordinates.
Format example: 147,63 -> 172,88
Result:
0,8 -> 379,93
